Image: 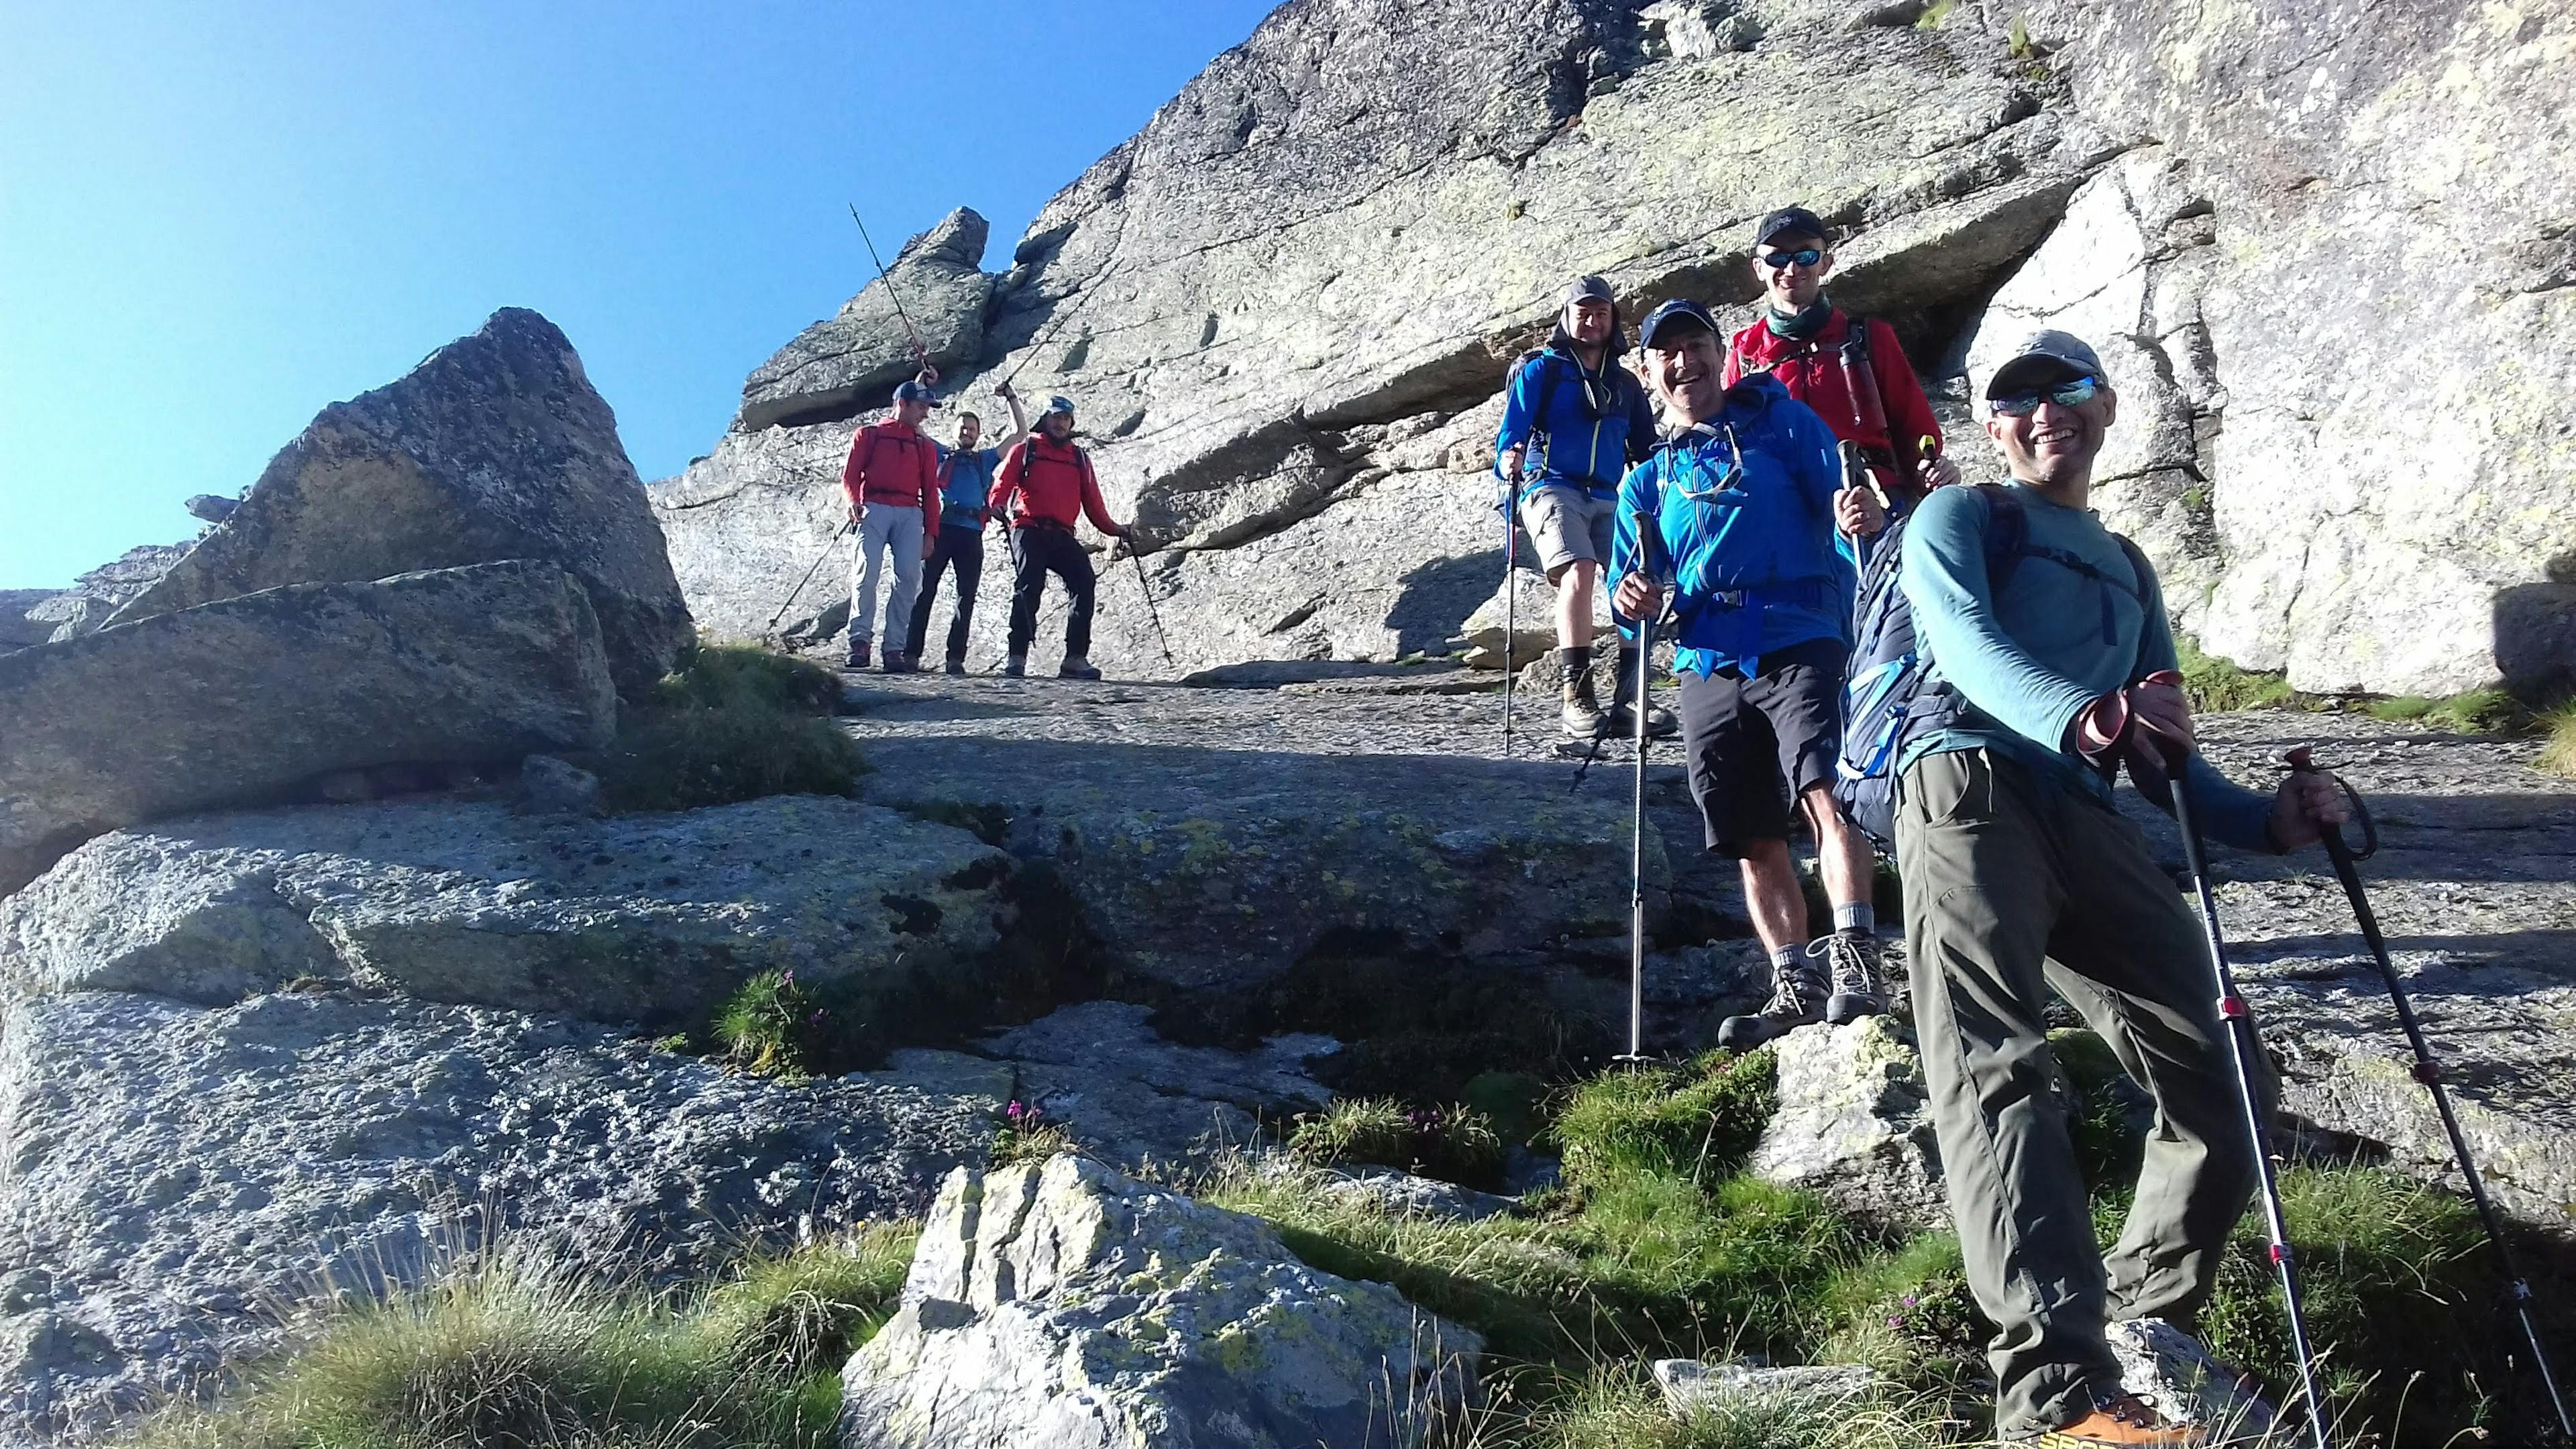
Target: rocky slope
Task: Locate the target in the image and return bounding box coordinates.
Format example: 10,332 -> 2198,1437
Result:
655,0 -> 2575,698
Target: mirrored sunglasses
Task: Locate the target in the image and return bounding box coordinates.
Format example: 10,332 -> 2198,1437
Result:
1758,247 -> 1824,269
1988,375 -> 2102,417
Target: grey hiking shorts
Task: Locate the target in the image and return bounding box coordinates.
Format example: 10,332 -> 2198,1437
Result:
1520,482 -> 1617,580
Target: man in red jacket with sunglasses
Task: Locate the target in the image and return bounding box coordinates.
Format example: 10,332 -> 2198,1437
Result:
1723,207 -> 1962,510
987,394 -> 1136,680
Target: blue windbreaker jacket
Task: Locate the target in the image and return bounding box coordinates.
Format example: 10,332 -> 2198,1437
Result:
1611,374 -> 1859,677
936,445 -> 1001,523
1493,346 -> 1657,496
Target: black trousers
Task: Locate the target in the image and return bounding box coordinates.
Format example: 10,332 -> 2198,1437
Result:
1006,525 -> 1095,658
905,524 -> 985,663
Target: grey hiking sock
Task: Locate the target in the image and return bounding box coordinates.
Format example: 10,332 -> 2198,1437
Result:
1834,902 -> 1876,935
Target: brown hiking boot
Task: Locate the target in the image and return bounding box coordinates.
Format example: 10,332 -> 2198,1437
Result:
1560,671 -> 1607,738
2037,1392 -> 2212,1447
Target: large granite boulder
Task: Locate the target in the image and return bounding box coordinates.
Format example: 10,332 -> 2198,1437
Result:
17,544 -> 190,646
841,1155 -> 1481,1449
0,561 -> 616,898
1972,0 -> 2576,695
737,209 -> 996,433
0,794 -> 1013,1031
107,309 -> 692,700
0,988 -> 994,1441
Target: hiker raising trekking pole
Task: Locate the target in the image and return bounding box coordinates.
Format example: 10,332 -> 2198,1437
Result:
1609,299 -> 1894,1049
1494,276 -> 1670,741
987,394 -> 1136,680
1725,207 -> 1960,511
904,380 -> 1028,675
1877,329 -> 2348,1448
841,368 -> 944,673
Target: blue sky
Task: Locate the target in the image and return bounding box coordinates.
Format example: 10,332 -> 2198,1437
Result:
0,1 -> 1275,589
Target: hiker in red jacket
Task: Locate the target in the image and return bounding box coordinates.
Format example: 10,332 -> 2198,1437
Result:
841,374 -> 944,672
987,394 -> 1135,680
1723,207 -> 1962,511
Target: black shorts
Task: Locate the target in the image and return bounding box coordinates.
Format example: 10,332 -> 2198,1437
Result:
1675,637 -> 1847,858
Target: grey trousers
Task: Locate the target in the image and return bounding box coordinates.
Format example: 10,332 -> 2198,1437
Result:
1896,748 -> 2269,1438
849,504 -> 926,651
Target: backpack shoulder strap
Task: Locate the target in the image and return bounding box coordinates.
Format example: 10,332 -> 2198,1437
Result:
1981,486 -> 2031,589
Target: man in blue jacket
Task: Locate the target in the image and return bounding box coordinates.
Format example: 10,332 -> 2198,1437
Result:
1895,330 -> 2347,1448
904,381 -> 1027,675
1611,299 -> 1895,1044
1495,275 -> 1668,738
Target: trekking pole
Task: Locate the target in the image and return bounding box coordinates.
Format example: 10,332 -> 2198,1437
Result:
1617,508 -> 1678,1064
765,520 -> 855,637
2285,747 -> 2573,1438
847,205 -> 930,368
1500,480 -> 1521,757
996,258 -> 1122,394
1124,537 -> 1175,667
2161,737 -> 2336,1449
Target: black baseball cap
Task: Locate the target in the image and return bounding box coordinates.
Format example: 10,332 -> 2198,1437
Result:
1755,207 -> 1829,247
1638,299 -> 1719,348
1984,329 -> 2108,398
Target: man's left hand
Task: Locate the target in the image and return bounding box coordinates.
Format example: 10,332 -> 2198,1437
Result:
2267,769 -> 2352,851
1919,453 -> 1962,492
1833,486 -> 1886,537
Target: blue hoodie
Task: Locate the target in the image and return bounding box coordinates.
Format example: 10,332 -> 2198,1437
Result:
1494,345 -> 1658,495
1611,374 -> 1858,677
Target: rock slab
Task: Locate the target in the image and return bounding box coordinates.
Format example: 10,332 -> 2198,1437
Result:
0,794 -> 1012,1030
842,1155 -> 1479,1449
108,307 -> 692,700
0,989 -> 992,1442
1750,1016 -> 1947,1232
737,209 -> 994,433
0,561 -> 617,898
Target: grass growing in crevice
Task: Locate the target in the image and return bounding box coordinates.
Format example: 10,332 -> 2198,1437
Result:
2540,698 -> 2576,777
2363,688 -> 2520,735
1288,1098 -> 1509,1190
1552,1050 -> 1776,1193
121,1228 -> 916,1449
583,643 -> 866,813
2176,633 -> 2302,713
1481,1359 -> 1951,1449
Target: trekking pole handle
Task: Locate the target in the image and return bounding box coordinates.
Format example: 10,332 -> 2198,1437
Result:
2283,747 -> 2379,861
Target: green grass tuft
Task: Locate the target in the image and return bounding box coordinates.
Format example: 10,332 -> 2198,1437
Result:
2538,699 -> 2576,777
2365,688 -> 2519,736
584,645 -> 867,813
1494,1358 -> 1950,1449
119,1229 -> 914,1449
1552,1051 -> 1776,1194
1287,1098 -> 1507,1189
1913,0 -> 1957,28
712,971 -> 829,1079
2175,633 -> 2299,713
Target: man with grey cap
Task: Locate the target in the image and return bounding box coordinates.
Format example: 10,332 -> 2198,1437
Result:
987,392 -> 1136,680
841,372 -> 945,672
1493,274 -> 1668,739
1893,329 -> 2347,1447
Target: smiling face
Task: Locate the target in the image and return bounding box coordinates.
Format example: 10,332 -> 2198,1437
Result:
1644,321 -> 1727,425
957,413 -> 982,449
1040,411 -> 1074,442
1984,371 -> 2118,487
1753,231 -> 1832,311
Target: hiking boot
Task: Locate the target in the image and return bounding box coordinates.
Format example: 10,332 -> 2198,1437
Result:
1716,950 -> 1828,1050
845,639 -> 871,670
881,649 -> 911,675
1819,930 -> 1888,1024
1560,672 -> 1607,739
1059,656 -> 1102,681
2036,1391 -> 2212,1447
1002,653 -> 1027,678
1607,649 -> 1680,738
943,657 -> 967,677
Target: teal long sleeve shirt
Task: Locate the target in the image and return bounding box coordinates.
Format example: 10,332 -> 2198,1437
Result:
1898,483 -> 2278,851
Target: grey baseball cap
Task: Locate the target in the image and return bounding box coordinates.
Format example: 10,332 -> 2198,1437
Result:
1562,274 -> 1615,307
1985,329 -> 2108,398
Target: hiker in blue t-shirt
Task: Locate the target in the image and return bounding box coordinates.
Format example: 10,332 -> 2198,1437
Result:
904,381 -> 1028,675
1494,275 -> 1666,739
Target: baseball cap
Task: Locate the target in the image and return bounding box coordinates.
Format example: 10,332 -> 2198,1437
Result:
892,380 -> 939,407
1562,274 -> 1615,308
1638,299 -> 1719,349
1755,207 -> 1829,248
1984,329 -> 2108,398
1042,394 -> 1077,418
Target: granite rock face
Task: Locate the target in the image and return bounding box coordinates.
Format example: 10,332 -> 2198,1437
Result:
0,989 -> 993,1442
0,561 -> 617,898
0,795 -> 1013,1030
109,308 -> 692,700
0,595 -> 57,653
15,545 -> 190,646
737,209 -> 996,433
1748,1016 -> 1947,1232
841,1155 -> 1481,1449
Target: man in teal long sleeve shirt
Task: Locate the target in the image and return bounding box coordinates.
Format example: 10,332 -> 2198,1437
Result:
1894,330 -> 2347,1448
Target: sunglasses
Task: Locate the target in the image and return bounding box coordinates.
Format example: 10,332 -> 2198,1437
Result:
1758,247 -> 1824,269
1988,376 -> 2102,416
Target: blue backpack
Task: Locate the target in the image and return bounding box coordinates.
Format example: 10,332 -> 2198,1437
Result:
1833,487 -> 2150,849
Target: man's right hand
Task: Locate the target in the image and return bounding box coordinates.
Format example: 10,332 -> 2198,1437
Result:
2127,673 -> 2194,753
1499,447 -> 1525,485
849,504 -> 865,527
1613,573 -> 1664,622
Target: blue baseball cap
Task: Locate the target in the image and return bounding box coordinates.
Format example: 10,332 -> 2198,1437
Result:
1042,394 -> 1077,418
893,380 -> 939,407
1638,299 -> 1719,349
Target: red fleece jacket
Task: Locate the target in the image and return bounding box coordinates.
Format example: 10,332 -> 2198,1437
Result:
841,420 -> 942,533
989,435 -> 1122,534
1724,311 -> 1943,497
